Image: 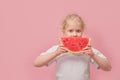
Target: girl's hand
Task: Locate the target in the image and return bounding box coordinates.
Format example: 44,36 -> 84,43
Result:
81,45 -> 94,57
55,43 -> 68,55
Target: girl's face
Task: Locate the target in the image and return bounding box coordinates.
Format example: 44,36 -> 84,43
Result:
63,24 -> 84,37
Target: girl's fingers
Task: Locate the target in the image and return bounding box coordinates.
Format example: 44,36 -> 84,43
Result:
87,43 -> 91,48
80,50 -> 86,54
81,49 -> 91,54
61,47 -> 66,50
88,45 -> 91,47
59,43 -> 64,47
84,45 -> 92,50
60,46 -> 68,52
59,44 -> 62,47
83,47 -> 90,50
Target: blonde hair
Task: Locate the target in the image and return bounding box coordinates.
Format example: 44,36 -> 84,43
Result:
62,14 -> 85,32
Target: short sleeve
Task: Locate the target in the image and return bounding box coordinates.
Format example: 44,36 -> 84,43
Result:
90,47 -> 107,69
40,45 -> 58,66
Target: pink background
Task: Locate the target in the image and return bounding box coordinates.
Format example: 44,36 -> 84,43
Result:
0,0 -> 120,80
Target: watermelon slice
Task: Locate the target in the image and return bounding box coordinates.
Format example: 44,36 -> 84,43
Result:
60,37 -> 91,54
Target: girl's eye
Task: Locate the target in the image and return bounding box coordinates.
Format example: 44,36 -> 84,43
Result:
69,30 -> 73,32
76,30 -> 81,32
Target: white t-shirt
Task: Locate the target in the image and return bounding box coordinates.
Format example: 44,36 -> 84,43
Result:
40,45 -> 106,80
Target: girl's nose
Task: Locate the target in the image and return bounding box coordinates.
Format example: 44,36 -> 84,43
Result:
73,32 -> 77,37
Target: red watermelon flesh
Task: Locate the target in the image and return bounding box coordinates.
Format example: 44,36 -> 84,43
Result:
60,37 -> 90,53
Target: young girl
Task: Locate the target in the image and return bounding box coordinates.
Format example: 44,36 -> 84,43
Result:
34,14 -> 112,80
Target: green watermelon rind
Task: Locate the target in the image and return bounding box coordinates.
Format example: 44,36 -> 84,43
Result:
59,38 -> 91,54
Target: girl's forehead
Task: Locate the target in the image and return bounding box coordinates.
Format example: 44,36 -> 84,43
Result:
66,24 -> 83,29
67,20 -> 81,25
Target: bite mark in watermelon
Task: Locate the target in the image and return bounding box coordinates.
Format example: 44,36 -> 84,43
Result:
60,37 -> 91,54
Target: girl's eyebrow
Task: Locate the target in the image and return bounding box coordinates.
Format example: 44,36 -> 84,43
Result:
68,29 -> 73,30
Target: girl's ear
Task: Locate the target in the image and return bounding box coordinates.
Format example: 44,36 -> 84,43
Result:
62,31 -> 65,36
62,30 -> 65,33
60,28 -> 64,35
61,28 -> 65,34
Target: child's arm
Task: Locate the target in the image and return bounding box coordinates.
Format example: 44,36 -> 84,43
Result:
90,53 -> 112,71
82,45 -> 112,71
34,51 -> 60,67
34,44 -> 67,67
